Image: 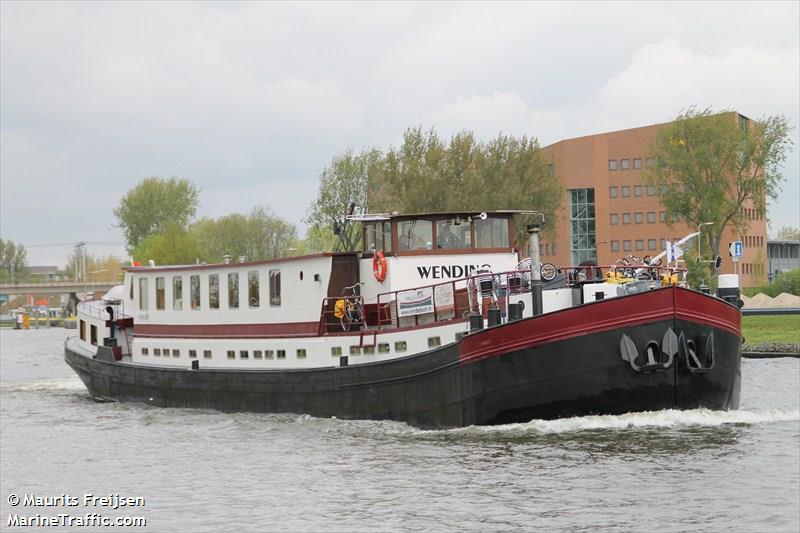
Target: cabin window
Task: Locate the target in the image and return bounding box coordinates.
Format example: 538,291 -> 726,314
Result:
240,350 -> 249,359
163,346 -> 170,355
297,349 -> 307,359
189,350 -> 197,358
397,219 -> 433,250
139,278 -> 149,310
455,331 -> 467,342
428,336 -> 441,347
129,279 -> 134,299
248,271 -> 260,308
331,347 -> 342,357
395,341 -> 407,352
173,276 -> 183,310
154,348 -> 161,356
90,325 -> 98,345
276,350 -> 286,359
228,273 -> 239,309
350,346 -> 361,355
269,270 -> 281,307
142,348 -> 149,356
203,350 -> 212,359
363,346 -> 375,355
254,350 -> 263,359
436,219 -> 471,250
364,222 -> 393,252
474,218 -> 509,248
79,320 -> 86,341
190,275 -> 201,310
172,349 -> 179,357
209,274 -> 220,310
378,343 -> 390,353
155,277 -> 165,310
265,350 -> 275,359
227,350 -> 235,359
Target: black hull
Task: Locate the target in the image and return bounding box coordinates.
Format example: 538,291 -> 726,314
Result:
65,287 -> 741,428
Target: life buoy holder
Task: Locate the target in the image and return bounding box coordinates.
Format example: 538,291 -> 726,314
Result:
372,251 -> 388,282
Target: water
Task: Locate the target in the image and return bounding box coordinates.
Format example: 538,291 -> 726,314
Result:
1,328 -> 798,532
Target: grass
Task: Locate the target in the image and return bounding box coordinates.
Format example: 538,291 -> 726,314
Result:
742,315 -> 800,345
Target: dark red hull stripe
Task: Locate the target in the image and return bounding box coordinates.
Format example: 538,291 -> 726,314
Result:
135,322 -> 321,339
458,287 -> 740,364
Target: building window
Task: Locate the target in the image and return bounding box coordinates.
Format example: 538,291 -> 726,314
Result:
203,350 -> 212,359
623,213 -> 631,225
296,349 -> 307,359
331,347 -> 342,357
635,212 -> 643,224
395,341 -> 407,352
611,240 -> 619,252
634,185 -> 642,197
609,186 -> 618,198
621,186 -> 630,197
648,239 -> 657,251
276,350 -> 286,359
141,347 -> 148,356
209,274 -> 220,310
609,159 -> 617,171
173,276 -> 183,310
621,159 -> 630,170
269,270 -> 281,307
265,350 -> 274,359
378,343 -> 390,353
190,275 -> 200,310
610,214 -> 619,225
660,211 -> 667,223
248,271 -> 259,308
189,350 -> 197,358
636,240 -> 644,251
349,346 -> 361,356
647,212 -> 656,224
172,349 -> 180,358
646,185 -> 656,196
623,240 -> 632,252
139,278 -> 149,310
254,350 -> 263,359
154,348 -> 161,356
228,273 -> 239,309
227,350 -> 235,359
634,158 -> 642,169
240,350 -> 249,359
646,157 -> 655,169
660,239 -> 667,251
428,336 -> 442,347
568,188 -> 597,265
156,277 -> 165,310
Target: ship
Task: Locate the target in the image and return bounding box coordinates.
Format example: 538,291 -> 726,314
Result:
65,210 -> 742,428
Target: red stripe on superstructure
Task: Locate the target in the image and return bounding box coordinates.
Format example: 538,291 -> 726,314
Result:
134,322 -> 321,339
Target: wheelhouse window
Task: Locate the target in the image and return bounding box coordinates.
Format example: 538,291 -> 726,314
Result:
269,270 -> 281,307
397,219 -> 433,250
139,278 -> 149,310
436,219 -> 471,249
248,271 -> 259,308
190,275 -> 200,310
364,221 -> 392,252
155,277 -> 165,310
209,274 -> 220,310
228,273 -> 239,309
474,217 -> 509,248
173,276 -> 183,310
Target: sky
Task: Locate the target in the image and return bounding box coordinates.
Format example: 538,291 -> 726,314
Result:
2,1 -> 798,267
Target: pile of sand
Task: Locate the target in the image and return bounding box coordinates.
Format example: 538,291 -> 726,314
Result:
771,292 -> 800,308
747,293 -> 774,308
743,292 -> 800,308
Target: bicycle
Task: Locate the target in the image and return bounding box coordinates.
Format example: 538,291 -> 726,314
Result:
335,282 -> 365,332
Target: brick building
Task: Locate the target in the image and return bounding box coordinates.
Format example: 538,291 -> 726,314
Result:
538,116 -> 768,287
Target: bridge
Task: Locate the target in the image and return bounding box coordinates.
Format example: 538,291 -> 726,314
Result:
0,280 -> 119,296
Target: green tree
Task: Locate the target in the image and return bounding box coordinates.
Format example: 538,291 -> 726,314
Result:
644,108 -> 792,261
133,224 -> 203,266
776,226 -> 800,240
114,176 -> 200,252
0,239 -> 28,282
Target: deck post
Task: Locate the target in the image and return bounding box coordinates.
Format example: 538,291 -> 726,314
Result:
527,224 -> 543,316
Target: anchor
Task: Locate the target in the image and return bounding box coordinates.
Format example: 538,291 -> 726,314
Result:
620,328 -> 678,373
680,331 -> 715,373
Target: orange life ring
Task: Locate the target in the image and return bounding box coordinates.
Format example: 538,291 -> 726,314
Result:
372,251 -> 388,282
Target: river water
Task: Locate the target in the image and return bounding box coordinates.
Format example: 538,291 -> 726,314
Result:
1,328 -> 798,532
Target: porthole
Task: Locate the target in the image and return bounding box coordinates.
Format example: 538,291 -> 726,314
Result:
394,341 -> 407,352
427,337 -> 441,348
276,350 -> 286,359
331,347 -> 342,357
227,350 -> 235,359
297,349 -> 307,359
378,343 -> 390,354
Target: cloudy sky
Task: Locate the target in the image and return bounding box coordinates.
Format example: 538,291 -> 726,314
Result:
2,1 -> 798,266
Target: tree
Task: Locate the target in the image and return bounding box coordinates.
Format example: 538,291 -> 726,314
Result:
133,224 -> 203,266
114,177 -> 200,252
0,239 -> 28,282
63,252 -> 125,282
189,207 -> 297,263
644,108 -> 792,261
776,226 -> 800,241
